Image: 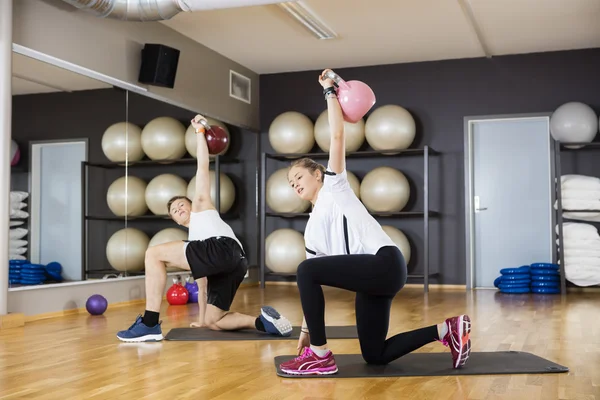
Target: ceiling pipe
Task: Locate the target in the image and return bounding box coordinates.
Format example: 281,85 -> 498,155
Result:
61,0 -> 292,21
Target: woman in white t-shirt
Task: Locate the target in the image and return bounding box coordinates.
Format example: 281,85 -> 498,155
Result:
279,69 -> 472,376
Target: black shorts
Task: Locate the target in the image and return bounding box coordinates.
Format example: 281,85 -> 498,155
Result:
184,236 -> 248,312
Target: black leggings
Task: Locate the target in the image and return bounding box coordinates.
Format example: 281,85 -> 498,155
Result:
297,246 -> 439,365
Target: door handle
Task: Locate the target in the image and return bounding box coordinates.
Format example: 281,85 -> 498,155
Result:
474,196 -> 488,213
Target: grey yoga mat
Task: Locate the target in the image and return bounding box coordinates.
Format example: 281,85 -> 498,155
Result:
164,325 -> 358,341
274,351 -> 569,378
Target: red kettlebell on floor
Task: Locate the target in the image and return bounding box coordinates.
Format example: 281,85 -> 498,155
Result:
199,119 -> 229,155
324,69 -> 376,123
166,277 -> 189,305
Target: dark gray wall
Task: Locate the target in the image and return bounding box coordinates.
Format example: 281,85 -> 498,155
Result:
11,89 -> 258,278
259,48 -> 600,285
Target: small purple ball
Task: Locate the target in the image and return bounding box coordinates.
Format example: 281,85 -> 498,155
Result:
86,294 -> 108,315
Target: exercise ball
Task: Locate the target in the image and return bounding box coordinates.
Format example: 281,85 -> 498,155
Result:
187,172 -> 236,213
365,105 -> 416,152
266,167 -> 310,213
86,294 -> 108,316
101,122 -> 144,163
265,229 -> 306,274
381,225 -> 411,265
10,140 -> 20,166
145,174 -> 188,215
106,228 -> 149,272
314,109 -> 365,152
360,167 -> 410,213
268,111 -> 315,154
550,102 -> 598,149
149,228 -> 189,272
185,117 -> 231,158
346,171 -> 361,199
106,176 -> 148,217
141,116 -> 187,162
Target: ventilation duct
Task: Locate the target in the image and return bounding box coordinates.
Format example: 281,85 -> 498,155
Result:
62,0 -> 292,21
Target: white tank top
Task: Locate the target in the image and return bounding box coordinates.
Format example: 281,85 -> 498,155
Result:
187,209 -> 243,251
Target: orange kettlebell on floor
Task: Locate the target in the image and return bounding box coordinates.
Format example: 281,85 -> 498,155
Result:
166,277 -> 189,305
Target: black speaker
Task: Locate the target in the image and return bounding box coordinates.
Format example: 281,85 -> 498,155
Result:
138,44 -> 180,88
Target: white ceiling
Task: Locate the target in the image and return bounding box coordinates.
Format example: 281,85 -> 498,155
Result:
161,0 -> 600,74
12,52 -> 112,95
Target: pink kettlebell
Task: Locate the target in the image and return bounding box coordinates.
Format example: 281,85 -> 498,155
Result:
324,70 -> 376,123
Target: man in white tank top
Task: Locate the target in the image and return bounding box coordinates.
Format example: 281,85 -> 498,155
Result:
117,114 -> 292,342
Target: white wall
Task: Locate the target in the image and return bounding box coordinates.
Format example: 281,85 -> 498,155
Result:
13,0 -> 260,130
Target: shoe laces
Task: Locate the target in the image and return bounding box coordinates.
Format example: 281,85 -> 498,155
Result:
294,347 -> 313,361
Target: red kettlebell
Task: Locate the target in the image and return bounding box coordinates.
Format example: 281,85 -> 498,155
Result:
166,277 -> 189,305
198,119 -> 229,155
324,70 -> 376,123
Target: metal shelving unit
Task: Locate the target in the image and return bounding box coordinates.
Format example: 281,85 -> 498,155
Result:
554,140 -> 600,295
258,146 -> 440,292
81,155 -> 238,279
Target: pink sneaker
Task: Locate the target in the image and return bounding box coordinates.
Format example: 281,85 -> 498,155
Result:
279,347 -> 338,375
439,314 -> 472,369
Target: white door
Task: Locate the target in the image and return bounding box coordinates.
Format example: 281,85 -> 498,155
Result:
30,140 -> 87,281
467,116 -> 554,288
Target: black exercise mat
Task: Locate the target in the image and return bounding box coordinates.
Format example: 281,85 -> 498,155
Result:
165,325 -> 358,341
274,351 -> 568,378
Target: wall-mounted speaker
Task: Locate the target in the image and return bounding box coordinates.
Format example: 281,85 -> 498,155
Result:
138,44 -> 180,89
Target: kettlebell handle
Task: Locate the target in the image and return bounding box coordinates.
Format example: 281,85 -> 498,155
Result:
324,70 -> 350,90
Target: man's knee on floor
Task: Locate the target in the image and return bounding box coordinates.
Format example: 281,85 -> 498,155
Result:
204,308 -> 227,330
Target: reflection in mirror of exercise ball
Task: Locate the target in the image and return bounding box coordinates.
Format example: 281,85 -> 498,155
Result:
314,109 -> 365,152
185,117 -> 231,158
106,228 -> 150,272
550,102 -> 598,149
148,228 -> 188,272
268,111 -> 315,154
266,167 -> 310,213
187,172 -> 236,214
141,116 -> 187,162
265,229 -> 306,274
145,173 -> 188,215
381,225 -> 411,265
365,105 -> 416,152
346,171 -> 361,199
101,122 -> 145,163
360,167 -> 410,213
106,176 -> 148,217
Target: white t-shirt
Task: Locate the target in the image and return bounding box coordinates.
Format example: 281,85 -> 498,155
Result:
187,209 -> 243,251
303,164 -> 398,259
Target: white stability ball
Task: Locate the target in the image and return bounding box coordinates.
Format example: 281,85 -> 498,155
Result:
267,167 -> 311,213
268,111 -> 315,154
365,105 -> 416,151
381,225 -> 411,265
360,167 -> 410,213
265,228 -> 306,274
106,175 -> 148,217
550,102 -> 598,148
314,109 -> 365,152
145,173 -> 188,215
346,171 -> 361,199
106,228 -> 150,272
101,122 -> 145,163
141,116 -> 187,161
187,172 -> 236,214
185,117 -> 231,158
149,228 -> 188,272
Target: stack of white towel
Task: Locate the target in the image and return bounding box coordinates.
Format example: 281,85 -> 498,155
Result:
9,191 -> 29,261
559,174 -> 600,221
557,222 -> 600,286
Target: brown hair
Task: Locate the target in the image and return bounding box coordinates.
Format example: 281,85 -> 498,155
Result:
167,196 -> 191,215
289,158 -> 326,180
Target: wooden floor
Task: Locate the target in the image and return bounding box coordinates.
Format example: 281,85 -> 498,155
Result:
1,285 -> 599,400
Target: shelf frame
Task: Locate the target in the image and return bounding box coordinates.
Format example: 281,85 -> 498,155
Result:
259,146 -> 440,292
